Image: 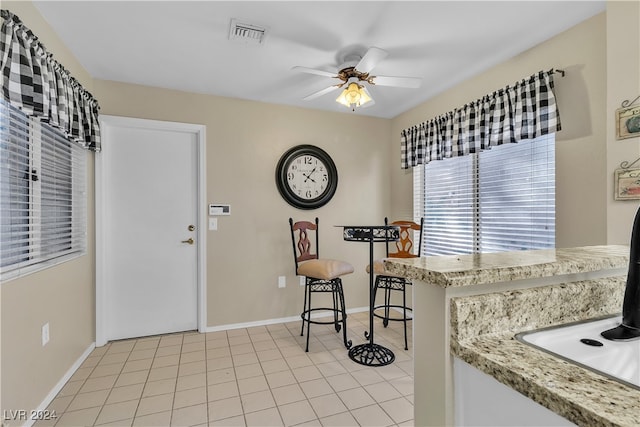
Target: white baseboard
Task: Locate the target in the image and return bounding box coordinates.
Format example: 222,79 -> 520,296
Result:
203,306 -> 369,333
24,343 -> 96,427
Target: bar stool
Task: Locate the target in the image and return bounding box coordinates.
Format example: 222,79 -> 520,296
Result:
289,218 -> 353,352
367,217 -> 423,350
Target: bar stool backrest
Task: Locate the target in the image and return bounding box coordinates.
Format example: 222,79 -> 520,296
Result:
385,217 -> 424,259
289,217 -> 320,274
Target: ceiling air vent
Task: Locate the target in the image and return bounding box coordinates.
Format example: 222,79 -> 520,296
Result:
229,19 -> 269,45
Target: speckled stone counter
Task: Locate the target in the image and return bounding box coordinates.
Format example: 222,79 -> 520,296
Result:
451,277 -> 639,427
383,245 -> 633,426
384,245 -> 629,288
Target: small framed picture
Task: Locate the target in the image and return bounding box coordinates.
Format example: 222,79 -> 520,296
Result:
615,168 -> 640,200
616,105 -> 640,140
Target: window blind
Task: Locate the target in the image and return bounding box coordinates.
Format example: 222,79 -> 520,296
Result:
0,99 -> 86,281
478,135 -> 555,252
414,135 -> 555,256
414,154 -> 476,255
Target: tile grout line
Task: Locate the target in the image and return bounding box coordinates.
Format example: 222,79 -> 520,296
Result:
234,329 -> 250,426
45,314 -> 413,427
265,326 -> 289,427
51,342 -> 110,426
204,332 -> 211,426
170,334 -> 185,425
98,339 -> 136,424
129,337 -> 159,426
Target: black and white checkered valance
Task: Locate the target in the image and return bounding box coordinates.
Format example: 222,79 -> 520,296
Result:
1,10 -> 100,151
400,70 -> 561,169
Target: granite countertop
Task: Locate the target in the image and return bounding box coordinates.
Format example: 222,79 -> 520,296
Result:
385,245 -> 637,426
450,276 -> 640,427
452,331 -> 639,426
384,245 -> 629,288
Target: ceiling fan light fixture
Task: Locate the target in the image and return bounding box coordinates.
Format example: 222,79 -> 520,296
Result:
336,82 -> 372,111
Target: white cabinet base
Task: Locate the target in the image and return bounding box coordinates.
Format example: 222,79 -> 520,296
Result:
454,358 -> 575,426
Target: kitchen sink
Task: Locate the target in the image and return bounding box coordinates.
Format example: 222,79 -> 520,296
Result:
516,315 -> 640,390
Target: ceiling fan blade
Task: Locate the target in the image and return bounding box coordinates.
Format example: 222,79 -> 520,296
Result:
355,47 -> 388,74
372,75 -> 422,88
360,86 -> 376,108
292,66 -> 338,79
361,98 -> 376,108
303,84 -> 342,101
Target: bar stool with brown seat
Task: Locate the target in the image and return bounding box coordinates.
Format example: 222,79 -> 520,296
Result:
367,217 -> 424,350
289,217 -> 353,352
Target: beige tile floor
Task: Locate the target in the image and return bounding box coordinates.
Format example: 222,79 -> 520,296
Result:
38,311 -> 414,427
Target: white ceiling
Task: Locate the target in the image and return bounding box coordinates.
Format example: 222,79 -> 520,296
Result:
32,1 -> 605,119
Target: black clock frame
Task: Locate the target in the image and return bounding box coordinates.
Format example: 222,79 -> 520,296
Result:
275,144 -> 338,210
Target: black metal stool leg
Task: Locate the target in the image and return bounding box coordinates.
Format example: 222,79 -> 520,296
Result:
301,281 -> 309,337
372,277 -> 380,324
332,282 -> 341,332
337,280 -> 351,349
402,284 -> 408,350
383,287 -> 391,327
305,287 -> 312,352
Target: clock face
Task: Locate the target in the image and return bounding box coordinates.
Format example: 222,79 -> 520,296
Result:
276,145 -> 338,209
286,155 -> 329,200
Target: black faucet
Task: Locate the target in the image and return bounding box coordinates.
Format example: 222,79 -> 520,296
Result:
602,206 -> 640,341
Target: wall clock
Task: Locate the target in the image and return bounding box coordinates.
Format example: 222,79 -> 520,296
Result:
275,144 -> 338,210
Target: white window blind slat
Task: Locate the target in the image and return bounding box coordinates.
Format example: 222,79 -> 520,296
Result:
414,135 -> 555,256
0,99 -> 87,281
417,154 -> 475,255
479,135 -> 554,252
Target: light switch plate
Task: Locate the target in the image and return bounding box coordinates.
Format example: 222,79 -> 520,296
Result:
209,217 -> 217,230
42,323 -> 49,346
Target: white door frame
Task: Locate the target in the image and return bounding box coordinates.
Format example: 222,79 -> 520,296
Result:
95,115 -> 207,347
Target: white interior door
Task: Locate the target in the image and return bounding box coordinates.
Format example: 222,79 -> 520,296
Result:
97,116 -> 205,342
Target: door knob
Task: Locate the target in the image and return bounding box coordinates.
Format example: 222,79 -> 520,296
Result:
181,238 -> 194,245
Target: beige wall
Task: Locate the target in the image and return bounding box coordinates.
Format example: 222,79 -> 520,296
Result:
1,1 -> 96,417
3,0 -> 638,418
606,0 -> 640,244
390,12 -> 609,248
92,81 -> 392,327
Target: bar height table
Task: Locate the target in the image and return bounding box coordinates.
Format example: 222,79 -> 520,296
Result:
339,225 -> 400,366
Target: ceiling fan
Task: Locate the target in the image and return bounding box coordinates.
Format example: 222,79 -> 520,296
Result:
292,47 -> 422,111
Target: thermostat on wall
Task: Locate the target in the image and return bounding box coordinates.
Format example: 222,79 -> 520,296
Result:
209,204 -> 231,216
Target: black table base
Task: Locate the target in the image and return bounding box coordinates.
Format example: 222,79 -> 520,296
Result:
348,343 -> 395,366
339,225 -> 401,367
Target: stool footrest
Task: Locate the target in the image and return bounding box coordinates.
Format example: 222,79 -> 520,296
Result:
372,305 -> 413,322
301,308 -> 347,326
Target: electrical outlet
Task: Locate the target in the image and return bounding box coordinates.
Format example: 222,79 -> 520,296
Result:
42,323 -> 49,347
278,276 -> 286,288
299,276 -> 306,286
